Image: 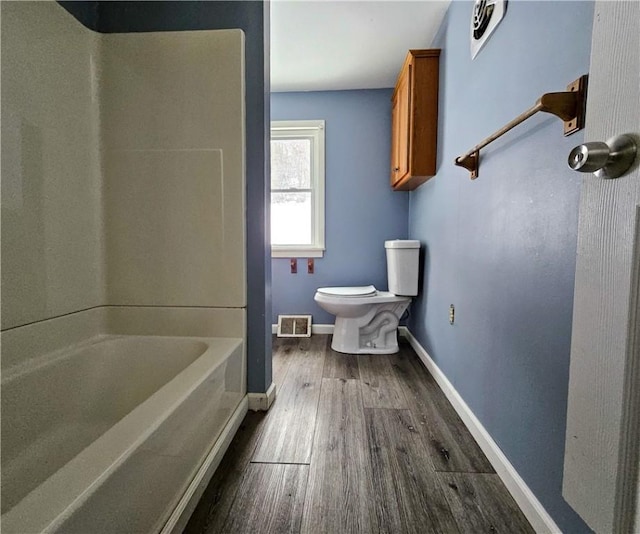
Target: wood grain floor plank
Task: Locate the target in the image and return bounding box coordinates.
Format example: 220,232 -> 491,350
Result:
390,343 -> 494,473
323,342 -> 360,380
438,472 -> 535,533
365,408 -> 460,533
221,463 -> 309,533
188,336 -> 532,534
301,378 -> 376,533
358,353 -> 408,409
183,411 -> 269,534
252,336 -> 325,464
272,336 -> 298,386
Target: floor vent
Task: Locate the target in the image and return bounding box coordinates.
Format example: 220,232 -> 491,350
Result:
277,315 -> 312,337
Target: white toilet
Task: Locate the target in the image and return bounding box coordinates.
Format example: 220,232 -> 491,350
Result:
314,240 -> 420,354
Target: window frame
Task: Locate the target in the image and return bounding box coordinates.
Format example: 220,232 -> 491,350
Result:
270,119 -> 325,258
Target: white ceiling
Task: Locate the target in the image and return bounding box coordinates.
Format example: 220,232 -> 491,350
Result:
270,0 -> 451,92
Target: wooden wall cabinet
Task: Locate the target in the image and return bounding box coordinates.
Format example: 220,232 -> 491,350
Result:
390,49 -> 440,191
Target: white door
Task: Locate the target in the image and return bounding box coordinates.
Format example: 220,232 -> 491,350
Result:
563,1 -> 640,533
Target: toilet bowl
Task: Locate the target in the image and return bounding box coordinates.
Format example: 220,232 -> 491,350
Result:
314,286 -> 411,354
314,240 -> 420,355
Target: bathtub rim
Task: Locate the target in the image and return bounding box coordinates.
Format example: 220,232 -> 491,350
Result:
160,395 -> 249,534
1,334 -> 243,534
0,333 -> 209,385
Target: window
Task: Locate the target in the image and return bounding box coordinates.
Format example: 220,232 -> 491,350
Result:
271,120 -> 325,258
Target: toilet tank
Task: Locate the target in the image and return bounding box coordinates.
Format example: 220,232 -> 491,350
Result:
385,240 -> 420,296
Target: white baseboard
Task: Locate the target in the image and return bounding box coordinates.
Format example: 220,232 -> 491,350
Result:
271,323 -> 334,335
402,328 -> 561,534
248,382 -> 276,411
311,323 -> 334,334
162,395 -> 248,534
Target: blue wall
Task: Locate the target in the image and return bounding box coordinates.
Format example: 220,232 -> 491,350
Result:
61,1 -> 273,394
409,2 -> 593,532
271,90 -> 409,324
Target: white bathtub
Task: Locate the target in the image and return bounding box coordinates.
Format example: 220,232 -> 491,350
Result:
1,333 -> 245,533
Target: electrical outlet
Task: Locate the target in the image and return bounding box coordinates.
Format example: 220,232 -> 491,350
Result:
449,304 -> 455,325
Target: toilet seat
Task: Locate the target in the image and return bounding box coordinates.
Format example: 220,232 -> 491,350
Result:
316,285 -> 377,297
314,290 -> 409,307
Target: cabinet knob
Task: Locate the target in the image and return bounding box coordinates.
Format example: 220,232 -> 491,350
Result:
393,167 -> 400,172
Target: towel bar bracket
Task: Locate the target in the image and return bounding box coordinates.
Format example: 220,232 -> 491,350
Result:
454,74 -> 588,179
561,75 -> 588,136
457,151 -> 479,180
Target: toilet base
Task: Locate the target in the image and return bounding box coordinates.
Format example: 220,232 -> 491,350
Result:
330,302 -> 409,355
330,332 -> 401,355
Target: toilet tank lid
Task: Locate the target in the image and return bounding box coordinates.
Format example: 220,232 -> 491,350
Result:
317,285 -> 377,297
385,239 -> 420,249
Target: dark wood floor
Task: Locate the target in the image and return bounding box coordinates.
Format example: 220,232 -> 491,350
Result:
184,335 -> 534,533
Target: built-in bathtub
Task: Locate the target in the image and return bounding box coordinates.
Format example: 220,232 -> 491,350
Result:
1,308 -> 247,534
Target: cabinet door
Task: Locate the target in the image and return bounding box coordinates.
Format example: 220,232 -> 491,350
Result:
391,64 -> 411,187
390,91 -> 401,185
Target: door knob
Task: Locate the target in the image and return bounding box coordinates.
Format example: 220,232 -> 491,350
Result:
568,134 -> 637,179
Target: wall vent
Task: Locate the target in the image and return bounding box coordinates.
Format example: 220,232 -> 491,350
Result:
277,315 -> 312,337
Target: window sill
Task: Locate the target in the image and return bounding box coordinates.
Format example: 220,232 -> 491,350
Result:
272,247 -> 325,258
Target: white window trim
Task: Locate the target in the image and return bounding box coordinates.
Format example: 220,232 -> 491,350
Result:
271,119 -> 325,258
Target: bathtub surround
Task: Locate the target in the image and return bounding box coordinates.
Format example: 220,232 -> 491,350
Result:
1,2 -> 103,330
60,0 -> 273,399
2,2 -> 246,324
271,90 -> 409,325
100,30 -> 246,308
408,1 -> 594,532
2,3 -> 249,532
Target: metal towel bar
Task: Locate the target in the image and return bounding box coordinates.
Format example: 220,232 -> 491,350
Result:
454,74 -> 588,179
